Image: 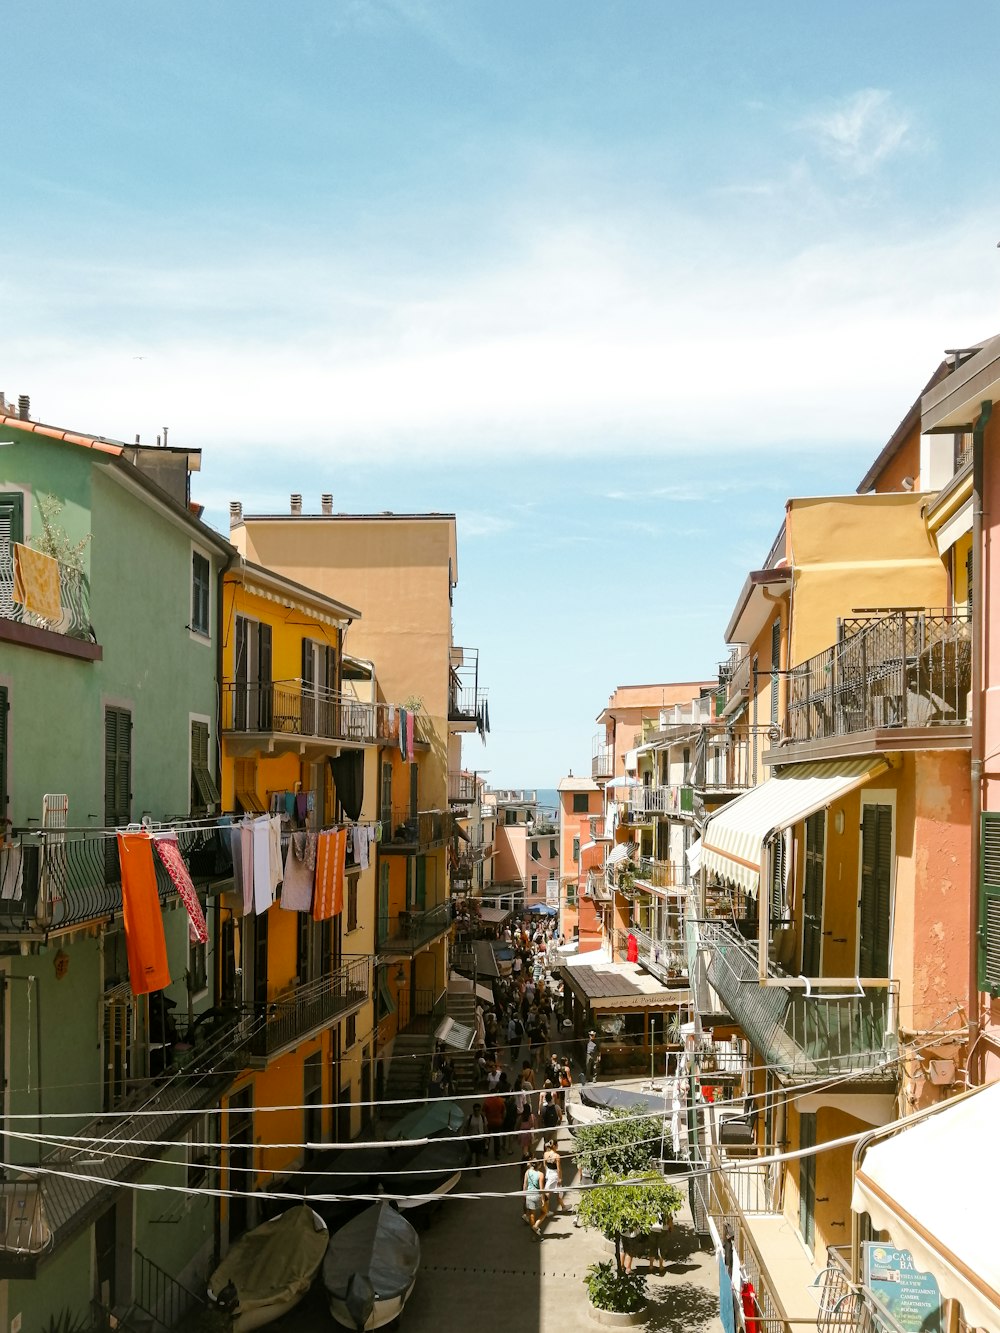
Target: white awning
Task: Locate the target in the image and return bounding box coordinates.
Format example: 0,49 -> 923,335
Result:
606,777 -> 639,790
686,838 -> 702,877
701,757 -> 888,896
852,1082 -> 1000,1333
606,841 -> 637,867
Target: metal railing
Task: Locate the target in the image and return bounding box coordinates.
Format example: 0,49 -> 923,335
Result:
0,823 -> 233,933
396,986 -> 448,1034
787,610 -> 972,743
376,703 -> 428,748
635,857 -> 686,889
250,957 -> 370,1059
377,901 -> 453,953
448,771 -> 478,803
817,1247 -> 909,1333
134,1248 -> 207,1331
449,646 -> 487,724
709,1143 -> 782,1215
221,679 -> 381,743
592,740 -> 613,780
698,920 -> 898,1081
707,1145 -> 794,1333
0,552 -> 96,643
379,807 -> 454,849
625,925 -> 687,980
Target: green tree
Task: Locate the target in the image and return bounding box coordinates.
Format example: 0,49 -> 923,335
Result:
577,1170 -> 684,1276
573,1102 -> 661,1180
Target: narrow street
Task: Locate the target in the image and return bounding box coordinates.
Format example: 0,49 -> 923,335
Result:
273,1127 -> 724,1333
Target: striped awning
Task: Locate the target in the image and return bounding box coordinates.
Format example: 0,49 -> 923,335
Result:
701,757 -> 888,896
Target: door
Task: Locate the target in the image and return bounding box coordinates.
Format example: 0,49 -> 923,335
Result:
859,803 -> 893,976
235,616 -> 272,730
94,1206 -> 117,1311
380,762 -> 392,826
304,1051 -> 323,1147
253,910 -> 269,1008
227,1087 -> 254,1241
104,707 -> 132,879
415,856 -> 427,912
798,1112 -> 816,1252
378,861 -> 390,941
801,812 -> 825,975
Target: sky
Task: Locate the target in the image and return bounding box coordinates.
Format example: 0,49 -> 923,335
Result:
3,1 -> 1000,787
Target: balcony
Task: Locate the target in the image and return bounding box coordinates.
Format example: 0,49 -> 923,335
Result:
622,785 -> 694,821
635,857 -> 687,891
625,925 -> 687,983
379,807 -> 454,854
0,551 -> 101,661
246,956 -> 370,1064
0,824 -> 233,934
377,901 -> 453,954
592,739 -> 613,781
448,771 -> 478,804
698,919 -> 898,1084
449,646 -> 488,732
786,610 -> 971,749
376,703 -> 429,749
221,680 -> 380,749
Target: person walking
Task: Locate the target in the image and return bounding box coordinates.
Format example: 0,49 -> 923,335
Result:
522,1158 -> 546,1238
585,1030 -> 600,1082
517,1103 -> 537,1162
483,1086 -> 506,1158
466,1101 -> 489,1176
543,1139 -> 564,1216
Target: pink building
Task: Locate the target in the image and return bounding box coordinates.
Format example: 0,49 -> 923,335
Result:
489,789 -> 559,908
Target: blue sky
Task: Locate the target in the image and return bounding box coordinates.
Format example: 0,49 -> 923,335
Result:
3,2 -> 1000,785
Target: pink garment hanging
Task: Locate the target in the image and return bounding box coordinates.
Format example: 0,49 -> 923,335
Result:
281,831 -> 316,912
152,833 -> 208,944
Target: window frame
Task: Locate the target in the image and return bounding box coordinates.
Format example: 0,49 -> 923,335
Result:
190,548 -> 212,640
572,793 -> 589,814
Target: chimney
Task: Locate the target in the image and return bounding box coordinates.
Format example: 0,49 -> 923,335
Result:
290,493 -> 302,515
321,493 -> 333,515
229,501 -> 243,528
18,395 -> 30,421
135,434 -> 140,445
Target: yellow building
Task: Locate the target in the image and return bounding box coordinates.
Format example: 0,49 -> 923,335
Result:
215,558 -> 378,1244
227,502 -> 486,1105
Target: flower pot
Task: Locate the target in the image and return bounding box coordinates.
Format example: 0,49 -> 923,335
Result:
587,1298 -> 648,1327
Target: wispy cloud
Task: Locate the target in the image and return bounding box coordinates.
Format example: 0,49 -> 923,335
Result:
803,89 -> 913,175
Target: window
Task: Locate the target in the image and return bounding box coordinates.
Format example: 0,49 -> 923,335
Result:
550,839 -> 557,860
190,720 -> 220,815
530,841 -> 539,860
572,836 -> 580,864
0,493 -> 24,618
188,904 -> 208,996
347,876 -> 358,932
798,1112 -> 817,1252
104,707 -> 132,827
191,552 -> 210,637
801,814 -> 825,975
0,685 -> 8,825
234,615 -> 272,730
345,1013 -> 357,1048
376,965 -> 396,1020
530,874 -> 538,895
572,794 -> 589,813
234,757 -> 265,814
859,802 -> 893,977
505,808 -> 517,825
187,1113 -> 214,1189
769,832 -> 787,927
979,812 -> 1000,996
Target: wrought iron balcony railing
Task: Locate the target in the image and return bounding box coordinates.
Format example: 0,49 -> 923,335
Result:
635,857 -> 687,890
246,956 -> 370,1061
0,824 -> 233,933
221,679 -> 380,744
448,646 -> 488,726
0,552 -> 97,645
786,610 -> 971,744
377,901 -> 453,953
448,771 -> 478,804
697,919 -> 898,1082
592,741 -> 613,780
379,807 -> 454,851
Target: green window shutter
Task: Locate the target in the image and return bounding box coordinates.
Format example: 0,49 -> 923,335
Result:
979,812 -> 1000,995
859,803 -> 892,976
769,833 -> 786,926
415,855 -> 426,911
802,812 -> 825,975
0,686 -> 8,822
770,617 -> 781,725
191,552 -> 210,635
0,493 -> 24,617
104,707 -> 131,827
190,720 -> 220,811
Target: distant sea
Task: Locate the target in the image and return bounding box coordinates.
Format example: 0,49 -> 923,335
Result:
535,787 -> 559,819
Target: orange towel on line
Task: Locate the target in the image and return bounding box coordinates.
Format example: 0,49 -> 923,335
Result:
312,828 -> 346,921
13,543 -> 62,621
118,833 -> 171,996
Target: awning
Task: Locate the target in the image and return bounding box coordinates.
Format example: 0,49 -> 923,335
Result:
606,841 -> 637,867
477,906 -> 510,925
701,756 -> 887,896
686,838 -> 702,877
434,1016 -> 476,1051
852,1083 -> 1000,1332
606,777 -> 639,790
454,823 -> 471,843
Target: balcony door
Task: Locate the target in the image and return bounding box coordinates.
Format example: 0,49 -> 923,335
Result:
801,812 -> 825,976
234,615 -> 272,731
798,1112 -> 816,1253
859,801 -> 893,977
302,638 -> 335,737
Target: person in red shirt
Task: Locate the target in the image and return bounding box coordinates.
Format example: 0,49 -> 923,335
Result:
483,1089 -> 506,1157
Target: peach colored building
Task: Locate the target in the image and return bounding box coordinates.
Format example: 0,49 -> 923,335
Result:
490,790 -> 559,907
557,775 -> 603,950
593,681 -> 716,784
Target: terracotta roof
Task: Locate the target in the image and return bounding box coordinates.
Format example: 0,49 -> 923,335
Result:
0,412 -> 125,456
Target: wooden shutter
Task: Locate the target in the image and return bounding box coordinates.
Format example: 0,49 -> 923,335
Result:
380,762 -> 392,824
0,494 -> 24,618
770,618 -> 781,724
769,832 -> 787,926
415,855 -> 427,911
801,813 -> 825,975
979,812 -> 1000,995
257,623 -> 272,729
859,803 -> 893,976
409,762 -> 418,818
190,720 -> 220,811
966,543 -> 974,615
104,707 -> 131,827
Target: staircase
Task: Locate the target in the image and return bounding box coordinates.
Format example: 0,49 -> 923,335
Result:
383,1033 -> 433,1115
444,986 -> 479,1099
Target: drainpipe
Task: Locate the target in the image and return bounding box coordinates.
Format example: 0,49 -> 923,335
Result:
216,547 -> 239,801
969,400 -> 991,1085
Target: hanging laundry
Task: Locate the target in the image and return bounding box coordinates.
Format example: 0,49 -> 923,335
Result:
12,543 -> 62,622
0,843 -> 23,902
230,824 -> 244,904
281,831 -> 316,911
398,707 -> 408,759
388,702 -> 396,740
374,821 -> 382,843
117,833 -> 171,996
284,791 -> 295,817
240,822 -> 255,915
358,824 -> 370,872
295,791 -> 309,824
313,827 -> 346,920
405,710 -> 414,762
741,1280 -> 760,1333
328,752 -> 364,821
152,833 -> 209,944
268,815 -> 283,891
252,816 -> 273,914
